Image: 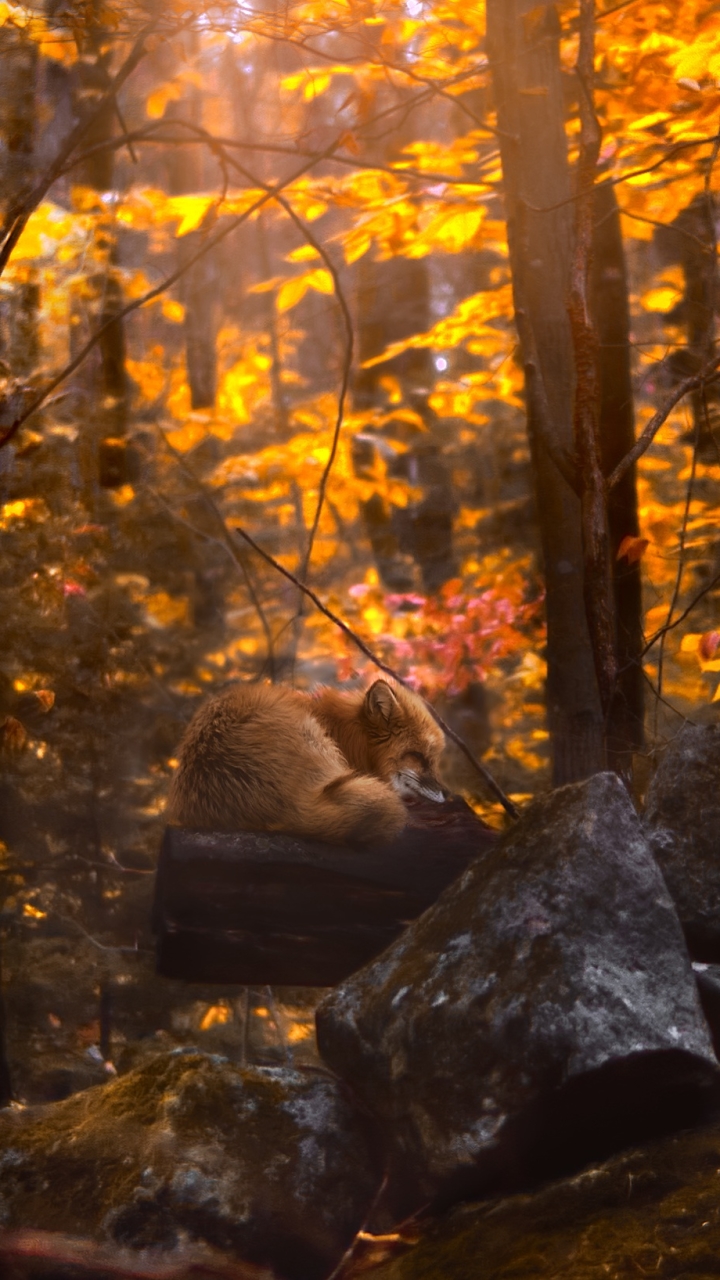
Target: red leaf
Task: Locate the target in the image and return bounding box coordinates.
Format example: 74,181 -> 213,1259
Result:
616,535 -> 649,564
699,631 -> 720,661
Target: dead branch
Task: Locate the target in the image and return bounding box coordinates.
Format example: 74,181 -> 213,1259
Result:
233,523 -> 520,819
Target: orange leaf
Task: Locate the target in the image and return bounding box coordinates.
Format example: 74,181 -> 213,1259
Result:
616,536 -> 649,564
34,690 -> 55,712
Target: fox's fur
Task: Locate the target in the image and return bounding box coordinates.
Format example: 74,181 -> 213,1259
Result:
166,678 -> 446,845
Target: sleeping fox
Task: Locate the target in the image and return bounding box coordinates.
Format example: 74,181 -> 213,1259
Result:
166,678 -> 446,845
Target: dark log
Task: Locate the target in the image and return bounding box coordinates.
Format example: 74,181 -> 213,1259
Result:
153,797 -> 498,986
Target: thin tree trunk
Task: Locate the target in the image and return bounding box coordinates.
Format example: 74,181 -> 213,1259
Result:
0,22 -> 39,394
591,183 -> 644,775
165,65 -> 217,411
72,14 -> 131,504
487,0 -> 605,784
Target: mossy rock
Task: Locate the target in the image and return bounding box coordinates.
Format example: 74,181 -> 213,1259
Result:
363,1116 -> 720,1280
0,1050 -> 382,1280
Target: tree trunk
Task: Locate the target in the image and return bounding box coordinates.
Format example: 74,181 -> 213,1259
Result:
72,18 -> 131,505
0,23 -> 39,392
165,72 -> 218,412
353,223 -> 457,593
486,0 -> 604,784
591,182 -> 644,775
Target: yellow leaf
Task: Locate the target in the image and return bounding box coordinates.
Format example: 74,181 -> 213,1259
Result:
23,903 -> 47,920
146,82 -> 183,120
199,1002 -> 231,1030
307,268 -> 333,294
304,72 -> 331,100
109,485 -> 135,508
167,195 -> 216,236
162,298 -> 185,323
286,244 -> 320,263
277,275 -> 311,312
628,111 -> 669,133
641,286 -> 681,313
144,591 -> 189,629
276,269 -> 332,312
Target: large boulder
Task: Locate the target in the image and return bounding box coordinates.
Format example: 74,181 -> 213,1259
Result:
644,723 -> 720,959
316,772 -> 718,1215
0,1050 -> 382,1280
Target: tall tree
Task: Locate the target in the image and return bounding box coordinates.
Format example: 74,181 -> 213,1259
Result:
486,0 -> 605,785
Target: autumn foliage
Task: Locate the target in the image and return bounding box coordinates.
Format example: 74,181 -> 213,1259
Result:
0,0 -> 717,923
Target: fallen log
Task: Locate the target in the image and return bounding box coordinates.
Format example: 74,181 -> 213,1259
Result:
153,796 -> 498,985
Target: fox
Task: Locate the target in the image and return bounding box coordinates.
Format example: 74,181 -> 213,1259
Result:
165,678 -> 446,845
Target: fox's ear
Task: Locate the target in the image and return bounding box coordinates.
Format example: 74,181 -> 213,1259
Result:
364,680 -> 400,725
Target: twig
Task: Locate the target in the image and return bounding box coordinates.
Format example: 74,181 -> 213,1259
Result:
640,666 -> 695,726
324,1174 -> 390,1280
233,524 -> 520,819
57,120 -> 477,191
526,131 -> 720,216
641,571 -> 720,654
198,142 -> 354,584
0,146 -> 339,450
607,353 -> 720,487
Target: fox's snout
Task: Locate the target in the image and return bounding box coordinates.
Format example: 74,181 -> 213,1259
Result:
392,768 -> 446,804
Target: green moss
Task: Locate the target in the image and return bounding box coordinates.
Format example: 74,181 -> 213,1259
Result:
367,1121 -> 720,1280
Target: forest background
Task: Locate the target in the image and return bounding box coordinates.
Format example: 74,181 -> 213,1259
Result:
0,0 -> 719,1098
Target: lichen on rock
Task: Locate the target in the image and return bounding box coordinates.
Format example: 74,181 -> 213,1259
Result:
0,1050 -> 383,1280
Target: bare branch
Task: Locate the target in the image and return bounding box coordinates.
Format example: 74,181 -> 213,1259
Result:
234,523 -> 520,819
526,131 -> 720,217
607,353 -> 720,488
641,568 -> 720,658
186,137 -> 354,585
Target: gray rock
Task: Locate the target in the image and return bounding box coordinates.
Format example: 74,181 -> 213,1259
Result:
316,773 -> 718,1214
0,1050 -> 382,1280
644,723 -> 720,959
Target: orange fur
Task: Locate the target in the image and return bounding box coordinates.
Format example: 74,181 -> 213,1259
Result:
166,679 -> 445,846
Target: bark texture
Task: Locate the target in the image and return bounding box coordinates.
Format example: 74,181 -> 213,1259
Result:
591,183 -> 644,773
486,0 -> 604,784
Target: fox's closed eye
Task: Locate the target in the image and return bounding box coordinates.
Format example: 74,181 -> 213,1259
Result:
406,751 -> 429,770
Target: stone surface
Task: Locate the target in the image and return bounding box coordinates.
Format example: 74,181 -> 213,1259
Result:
358,1117 -> 720,1280
317,772 -> 718,1213
644,723 -> 720,959
0,1050 -> 382,1280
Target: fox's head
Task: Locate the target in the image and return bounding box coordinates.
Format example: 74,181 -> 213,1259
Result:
362,679 -> 446,803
